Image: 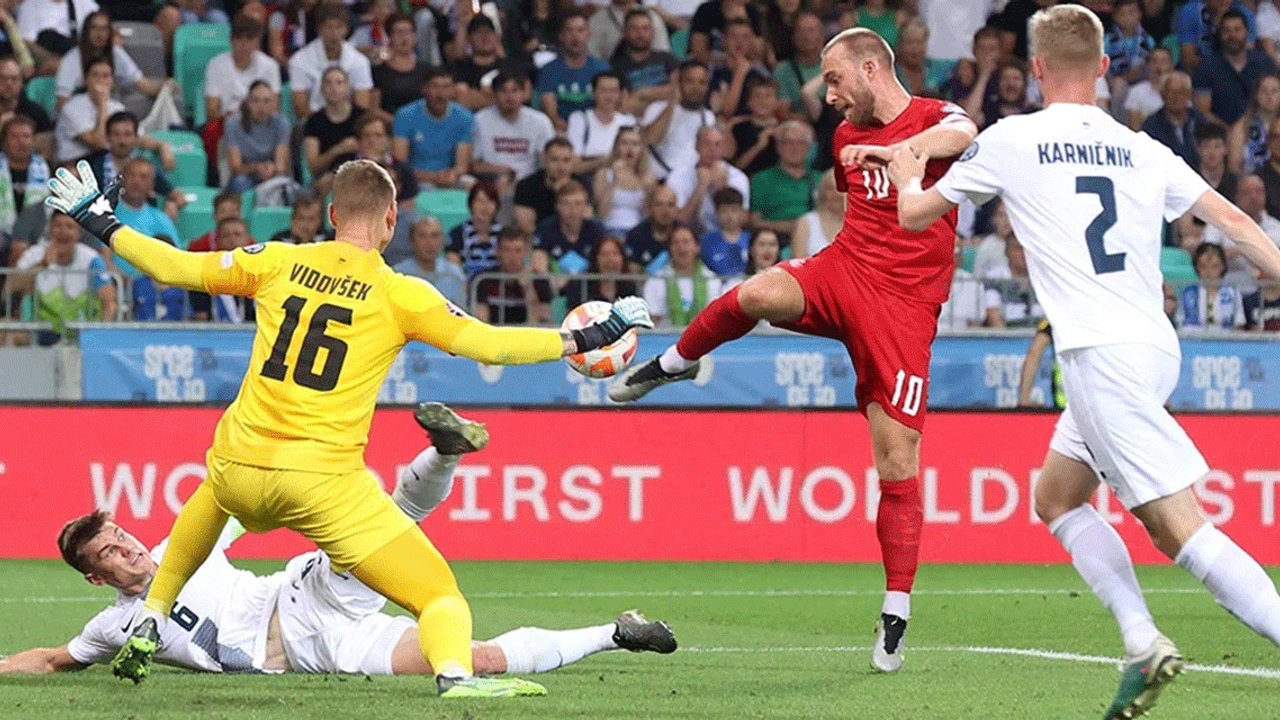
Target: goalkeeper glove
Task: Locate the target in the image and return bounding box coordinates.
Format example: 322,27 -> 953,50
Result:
570,296 -> 654,353
45,159 -> 124,243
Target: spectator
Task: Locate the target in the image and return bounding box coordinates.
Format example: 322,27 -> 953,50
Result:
16,0 -> 99,58
626,184 -> 682,272
0,4 -> 35,78
699,186 -> 749,275
773,12 -> 824,115
54,56 -> 125,163
1243,267 -> 1280,329
534,179 -> 606,274
643,223 -> 722,326
566,71 -> 635,175
0,56 -> 54,160
561,235 -> 638,308
131,235 -> 189,321
1192,9 -> 1277,127
991,0 -> 1054,61
393,66 -> 474,190
191,217 -> 256,322
971,198 -> 1015,280
113,157 -> 180,277
1125,45 -> 1173,130
371,12 -> 430,116
267,0 -> 322,71
894,18 -> 949,98
790,169 -> 841,258
350,0 -> 396,62
710,18 -> 768,120
593,125 -> 654,236
188,189 -> 243,251
761,0 -> 802,64
978,60 -> 1034,129
0,114 -> 48,236
666,124 -> 748,231
302,66 -> 360,196
1230,72 -> 1280,173
743,228 -> 780,276
1105,0 -> 1155,94
518,0 -> 564,55
473,225 -> 552,324
84,110 -> 181,222
642,59 -> 714,179
730,76 -> 780,177
288,3 -> 373,118
1143,71 -> 1208,167
356,113 -> 417,210
1201,173 -> 1280,285
204,13 -> 283,124
451,14 -> 530,112
173,0 -> 229,24
688,0 -> 762,67
471,70 -> 555,187
590,0 -> 669,62
1260,115 -> 1280,216
1176,0 -> 1256,71
55,10 -> 168,111
611,8 -> 677,116
1261,0 -> 1280,66
393,215 -> 467,307
984,234 -> 1042,328
854,0 -> 903,48
514,137 -> 580,235
225,81 -> 292,195
1179,242 -> 1246,330
646,0 -> 698,32
749,119 -> 817,240
11,211 -> 117,339
948,25 -> 1003,111
537,9 -> 610,132
446,181 -> 502,276
1197,123 -> 1241,215
938,237 -> 1000,331
268,193 -> 331,244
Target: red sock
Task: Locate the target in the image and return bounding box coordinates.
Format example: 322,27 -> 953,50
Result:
674,286 -> 757,360
877,476 -> 923,593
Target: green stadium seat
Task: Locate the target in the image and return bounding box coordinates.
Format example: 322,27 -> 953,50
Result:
24,75 -> 56,115
670,29 -> 690,60
177,186 -> 218,247
415,188 -> 469,233
1161,246 -> 1198,287
174,23 -> 230,127
279,82 -> 293,119
151,129 -> 208,187
249,206 -> 292,242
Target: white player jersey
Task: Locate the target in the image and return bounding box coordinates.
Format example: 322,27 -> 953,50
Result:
934,103 -> 1209,356
66,540 -> 284,673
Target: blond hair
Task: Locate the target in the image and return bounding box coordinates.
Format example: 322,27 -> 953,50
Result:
822,27 -> 895,68
1029,4 -> 1104,73
331,159 -> 396,219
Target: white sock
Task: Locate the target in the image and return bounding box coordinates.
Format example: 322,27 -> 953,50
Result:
1176,524 -> 1280,647
392,448 -> 459,522
658,345 -> 696,374
1048,505 -> 1160,656
882,590 -> 910,619
488,624 -> 617,674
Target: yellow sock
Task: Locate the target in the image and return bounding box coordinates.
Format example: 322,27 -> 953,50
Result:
144,482 -> 228,616
351,528 -> 474,675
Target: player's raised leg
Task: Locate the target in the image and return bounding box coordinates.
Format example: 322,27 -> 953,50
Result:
608,268 -> 803,401
392,402 -> 489,521
866,404 -> 923,673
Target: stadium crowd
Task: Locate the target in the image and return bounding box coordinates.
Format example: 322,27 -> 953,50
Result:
1,0 -> 1280,340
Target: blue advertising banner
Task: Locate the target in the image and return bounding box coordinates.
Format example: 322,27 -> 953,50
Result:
79,327 -> 1280,410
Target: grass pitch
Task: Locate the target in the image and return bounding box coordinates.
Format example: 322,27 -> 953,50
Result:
1,560 -> 1277,720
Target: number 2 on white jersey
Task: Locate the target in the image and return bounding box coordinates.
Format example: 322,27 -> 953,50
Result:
862,168 -> 890,200
1076,176 -> 1126,274
890,370 -> 925,416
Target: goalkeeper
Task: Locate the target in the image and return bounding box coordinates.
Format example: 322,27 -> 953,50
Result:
46,159 -> 654,698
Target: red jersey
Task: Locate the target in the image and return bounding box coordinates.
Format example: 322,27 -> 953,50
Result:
832,97 -> 971,304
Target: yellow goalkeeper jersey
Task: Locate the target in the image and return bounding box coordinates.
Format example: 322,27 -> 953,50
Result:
152,237 -> 564,473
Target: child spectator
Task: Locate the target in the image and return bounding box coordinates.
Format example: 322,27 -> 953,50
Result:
269,194 -> 331,245
1180,242 -> 1247,330
699,187 -> 750,275
731,78 -> 781,177
1106,0 -> 1155,87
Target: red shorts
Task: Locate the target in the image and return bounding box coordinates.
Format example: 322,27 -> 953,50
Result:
773,248 -> 941,432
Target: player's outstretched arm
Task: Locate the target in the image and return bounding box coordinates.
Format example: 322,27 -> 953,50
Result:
46,160 -> 208,291
1191,189 -> 1280,280
0,645 -> 88,674
887,144 -> 958,232
450,297 -> 654,363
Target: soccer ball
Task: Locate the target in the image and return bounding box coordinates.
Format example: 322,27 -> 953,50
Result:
561,301 -> 638,378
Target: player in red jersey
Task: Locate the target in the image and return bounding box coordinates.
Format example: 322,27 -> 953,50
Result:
609,27 -> 977,672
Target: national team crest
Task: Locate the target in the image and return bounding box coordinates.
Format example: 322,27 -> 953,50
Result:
242,243 -> 266,254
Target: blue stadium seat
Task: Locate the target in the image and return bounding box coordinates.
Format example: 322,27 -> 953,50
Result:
24,76 -> 56,115
150,129 -> 208,187
415,188 -> 469,233
177,186 -> 218,247
174,24 -> 230,127
670,29 -> 690,60
1161,246 -> 1198,287
249,206 -> 292,242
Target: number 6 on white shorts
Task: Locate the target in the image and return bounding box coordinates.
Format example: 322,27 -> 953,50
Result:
890,370 -> 925,416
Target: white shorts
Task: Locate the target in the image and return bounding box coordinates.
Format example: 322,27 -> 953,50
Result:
277,552 -> 416,675
1048,343 -> 1209,509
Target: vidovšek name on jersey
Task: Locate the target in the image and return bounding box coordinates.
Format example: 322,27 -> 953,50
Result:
289,263 -> 372,300
1037,142 -> 1134,167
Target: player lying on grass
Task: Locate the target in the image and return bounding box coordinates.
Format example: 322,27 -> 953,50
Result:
0,404 -> 677,678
